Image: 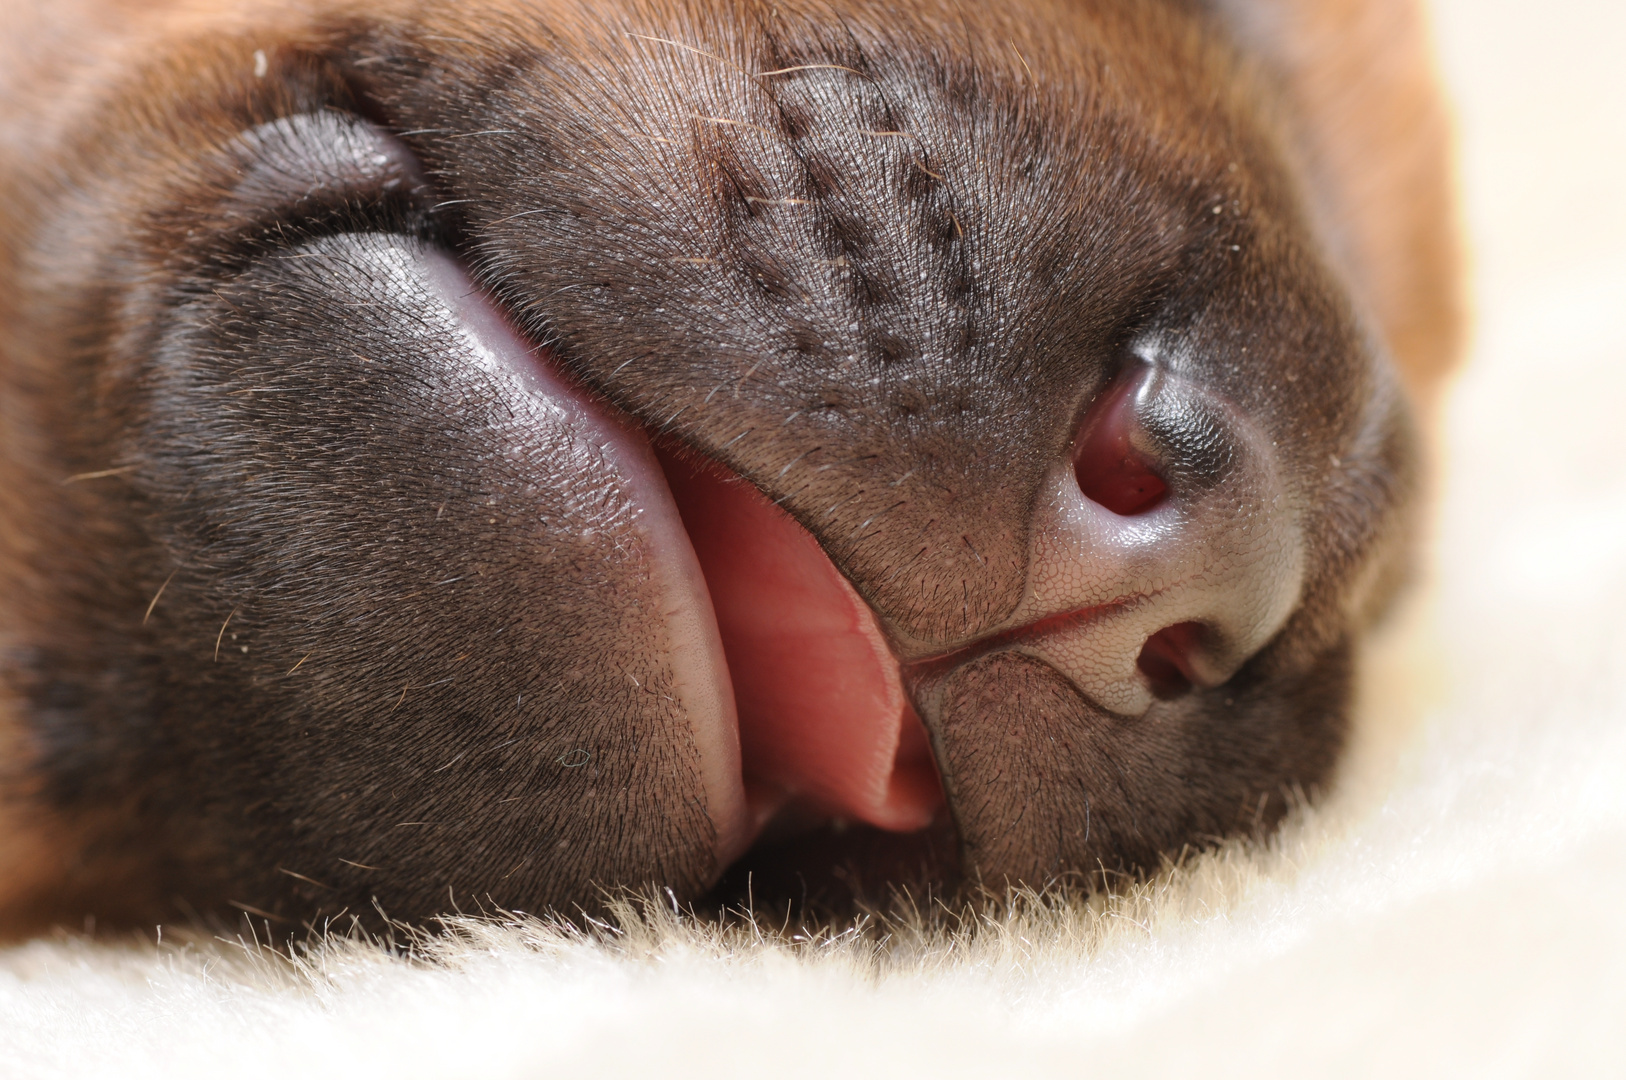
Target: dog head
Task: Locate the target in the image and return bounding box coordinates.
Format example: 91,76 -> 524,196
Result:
0,0 -> 1441,929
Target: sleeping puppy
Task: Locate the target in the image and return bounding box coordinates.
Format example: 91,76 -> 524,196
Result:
0,0 -> 1457,934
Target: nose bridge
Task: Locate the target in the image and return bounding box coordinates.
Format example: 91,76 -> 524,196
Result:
1015,365 -> 1307,716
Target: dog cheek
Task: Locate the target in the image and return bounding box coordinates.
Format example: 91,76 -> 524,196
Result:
124,233 -> 726,921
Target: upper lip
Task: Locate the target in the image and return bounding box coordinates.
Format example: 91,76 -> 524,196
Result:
902,598 -> 1137,684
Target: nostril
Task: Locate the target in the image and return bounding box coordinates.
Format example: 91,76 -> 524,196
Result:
1137,622 -> 1206,700
1076,448 -> 1167,516
1074,377 -> 1168,516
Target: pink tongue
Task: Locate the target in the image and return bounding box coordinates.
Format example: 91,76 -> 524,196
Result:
658,448 -> 944,837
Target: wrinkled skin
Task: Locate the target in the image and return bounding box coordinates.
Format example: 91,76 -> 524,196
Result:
0,0 -> 1454,932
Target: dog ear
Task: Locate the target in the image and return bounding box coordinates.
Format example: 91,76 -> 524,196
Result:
1206,0 -> 1463,406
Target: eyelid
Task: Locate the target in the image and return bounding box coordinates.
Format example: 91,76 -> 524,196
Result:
225,112 -> 429,210
179,112 -> 438,270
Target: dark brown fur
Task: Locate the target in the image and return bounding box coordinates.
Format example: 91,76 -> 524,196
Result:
0,0 -> 1458,935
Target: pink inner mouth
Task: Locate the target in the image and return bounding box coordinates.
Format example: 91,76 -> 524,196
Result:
655,445 -> 945,859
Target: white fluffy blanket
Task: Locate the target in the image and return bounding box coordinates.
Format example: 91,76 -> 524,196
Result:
4,1 -> 1623,1074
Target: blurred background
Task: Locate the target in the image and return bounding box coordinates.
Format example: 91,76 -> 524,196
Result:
1431,0 -> 1626,635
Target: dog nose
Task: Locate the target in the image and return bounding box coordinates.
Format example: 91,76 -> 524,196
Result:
1002,362 -> 1307,716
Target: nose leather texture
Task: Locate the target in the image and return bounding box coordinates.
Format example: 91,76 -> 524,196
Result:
1013,363 -> 1307,717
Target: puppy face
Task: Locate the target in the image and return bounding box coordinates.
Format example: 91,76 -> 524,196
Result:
0,0 -> 1428,929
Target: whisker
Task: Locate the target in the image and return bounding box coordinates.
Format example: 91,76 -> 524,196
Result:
277,866 -> 332,890
1009,40 -> 1035,80
627,33 -> 757,81
488,208 -> 555,225
690,114 -> 775,137
213,607 -> 238,662
143,568 -> 179,625
758,63 -> 867,79
62,465 -> 136,484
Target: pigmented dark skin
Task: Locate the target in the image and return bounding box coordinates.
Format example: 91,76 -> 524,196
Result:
0,0 -> 1423,932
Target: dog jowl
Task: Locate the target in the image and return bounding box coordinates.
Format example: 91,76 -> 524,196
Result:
0,0 -> 1456,931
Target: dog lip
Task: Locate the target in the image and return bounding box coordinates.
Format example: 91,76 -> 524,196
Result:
902,597 -> 1141,691
421,252 -> 753,868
